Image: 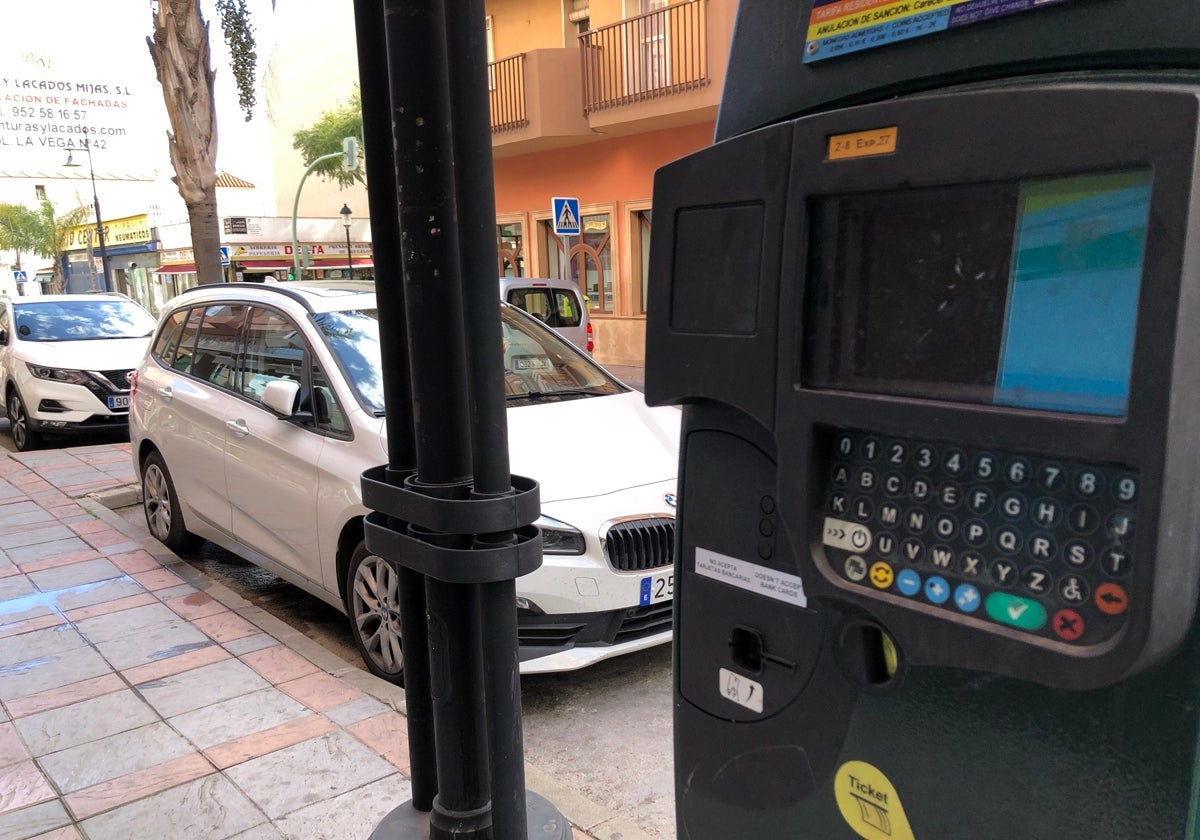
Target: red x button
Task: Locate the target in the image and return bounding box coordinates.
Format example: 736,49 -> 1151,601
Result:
1052,608 -> 1085,641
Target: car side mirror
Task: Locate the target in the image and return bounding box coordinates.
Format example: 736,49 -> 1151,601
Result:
0,328 -> 7,345
261,379 -> 302,417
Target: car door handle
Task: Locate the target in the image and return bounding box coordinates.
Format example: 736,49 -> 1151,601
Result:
156,386 -> 172,401
226,419 -> 250,437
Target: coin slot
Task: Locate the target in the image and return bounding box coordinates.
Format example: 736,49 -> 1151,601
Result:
838,619 -> 903,690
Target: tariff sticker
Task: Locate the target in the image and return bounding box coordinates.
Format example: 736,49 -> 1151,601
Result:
835,761 -> 916,840
828,126 -> 898,160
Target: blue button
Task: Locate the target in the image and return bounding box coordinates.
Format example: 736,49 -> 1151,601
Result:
896,568 -> 921,597
924,575 -> 950,604
954,583 -> 982,613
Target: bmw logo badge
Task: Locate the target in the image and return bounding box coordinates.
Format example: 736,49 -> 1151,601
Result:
664,492 -> 678,508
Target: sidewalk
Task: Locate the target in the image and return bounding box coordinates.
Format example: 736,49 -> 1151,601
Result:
0,443 -> 650,840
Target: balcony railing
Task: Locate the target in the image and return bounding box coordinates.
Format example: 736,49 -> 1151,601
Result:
580,0 -> 709,115
489,53 -> 529,132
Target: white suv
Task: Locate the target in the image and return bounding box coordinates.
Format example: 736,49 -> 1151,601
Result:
129,280 -> 679,684
0,294 -> 156,451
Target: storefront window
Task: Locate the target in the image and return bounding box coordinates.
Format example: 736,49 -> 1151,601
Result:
538,211 -> 613,313
498,221 -> 524,276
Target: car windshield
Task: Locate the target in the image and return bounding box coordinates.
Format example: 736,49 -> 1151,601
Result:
311,305 -> 624,414
13,299 -> 156,342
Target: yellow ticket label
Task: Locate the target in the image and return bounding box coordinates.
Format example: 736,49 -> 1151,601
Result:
835,760 -> 916,840
828,126 -> 898,160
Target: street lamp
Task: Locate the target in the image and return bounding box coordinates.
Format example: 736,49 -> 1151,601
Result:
340,204 -> 353,280
64,143 -> 112,293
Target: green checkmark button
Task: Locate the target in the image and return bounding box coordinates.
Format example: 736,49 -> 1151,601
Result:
985,592 -> 1047,631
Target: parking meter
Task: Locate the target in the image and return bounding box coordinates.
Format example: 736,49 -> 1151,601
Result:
648,1 -> 1200,837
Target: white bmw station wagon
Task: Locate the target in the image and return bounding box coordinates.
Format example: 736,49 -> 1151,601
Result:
129,280 -> 678,684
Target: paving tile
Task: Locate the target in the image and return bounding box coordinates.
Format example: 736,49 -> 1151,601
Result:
14,550 -> 101,576
61,591 -> 157,623
163,591 -> 226,621
25,826 -> 82,840
0,615 -> 66,642
0,527 -> 77,552
136,658 -> 269,719
26,559 -> 123,594
106,548 -> 166,575
121,643 -> 231,686
0,760 -> 56,817
5,537 -> 92,564
271,773 -> 411,840
0,626 -> 86,669
154,582 -> 199,601
76,771 -> 262,839
3,674 -> 125,719
324,695 -> 391,727
205,714 -> 336,771
81,529 -> 138,550
225,633 -> 278,656
66,754 -> 216,823
0,576 -> 35,603
345,711 -> 411,773
0,646 -> 112,700
39,721 -> 195,794
72,602 -> 179,645
193,610 -> 260,643
278,671 -> 365,713
13,690 -> 158,757
93,619 -> 214,671
0,722 -> 29,770
223,730 -> 395,820
227,825 -> 285,840
130,568 -> 184,593
240,646 -> 320,686
0,800 -> 71,840
169,686 -> 310,751
0,503 -> 53,531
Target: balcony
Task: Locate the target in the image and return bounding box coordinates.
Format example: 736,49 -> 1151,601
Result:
489,49 -> 594,158
579,0 -> 732,136
487,0 -> 735,154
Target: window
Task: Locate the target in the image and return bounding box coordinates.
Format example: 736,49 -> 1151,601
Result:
238,307 -> 306,405
191,305 -> 247,391
539,211 -> 613,314
310,358 -> 350,436
631,208 -> 653,315
169,308 -> 203,374
152,308 -> 189,368
497,221 -> 525,276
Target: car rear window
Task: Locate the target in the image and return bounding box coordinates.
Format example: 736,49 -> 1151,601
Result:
505,288 -> 583,328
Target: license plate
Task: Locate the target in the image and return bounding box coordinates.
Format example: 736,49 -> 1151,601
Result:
639,570 -> 674,606
107,395 -> 130,410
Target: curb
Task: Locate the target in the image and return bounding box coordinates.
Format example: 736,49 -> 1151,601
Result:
77,495 -> 658,840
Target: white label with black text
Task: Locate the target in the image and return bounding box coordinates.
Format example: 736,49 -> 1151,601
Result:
694,547 -> 807,607
719,667 -> 764,713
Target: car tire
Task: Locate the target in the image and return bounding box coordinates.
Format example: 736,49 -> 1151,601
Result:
6,388 -> 42,452
345,540 -> 405,686
141,451 -> 203,554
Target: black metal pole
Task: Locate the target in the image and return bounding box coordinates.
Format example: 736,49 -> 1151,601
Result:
346,223 -> 354,279
351,0 -> 438,814
85,144 -> 112,293
385,1 -> 490,837
443,4 -> 529,838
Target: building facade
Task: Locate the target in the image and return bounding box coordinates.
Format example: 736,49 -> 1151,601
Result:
266,0 -> 735,367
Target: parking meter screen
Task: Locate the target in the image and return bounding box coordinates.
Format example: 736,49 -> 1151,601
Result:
803,170 -> 1153,416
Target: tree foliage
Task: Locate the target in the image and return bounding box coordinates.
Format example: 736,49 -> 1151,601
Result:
216,0 -> 257,121
292,88 -> 364,188
0,201 -> 89,290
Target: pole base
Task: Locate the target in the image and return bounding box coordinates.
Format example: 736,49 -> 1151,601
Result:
370,790 -> 572,839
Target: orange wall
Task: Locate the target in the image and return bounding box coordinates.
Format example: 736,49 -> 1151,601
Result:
493,121 -> 715,214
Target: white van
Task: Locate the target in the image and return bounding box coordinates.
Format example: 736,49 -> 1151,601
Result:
499,277 -> 592,354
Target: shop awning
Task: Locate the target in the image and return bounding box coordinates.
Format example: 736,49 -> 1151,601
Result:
155,264 -> 196,275
235,260 -> 294,271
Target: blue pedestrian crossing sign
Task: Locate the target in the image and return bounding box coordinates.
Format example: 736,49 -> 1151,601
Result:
219,246 -> 231,266
552,197 -> 581,236
12,270 -> 27,284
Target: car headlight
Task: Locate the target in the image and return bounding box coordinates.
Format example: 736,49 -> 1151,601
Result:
535,515 -> 586,555
26,363 -> 90,385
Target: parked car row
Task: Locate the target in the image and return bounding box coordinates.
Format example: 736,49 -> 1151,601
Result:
0,284 -> 679,683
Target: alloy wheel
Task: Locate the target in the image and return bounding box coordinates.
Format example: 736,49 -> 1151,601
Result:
351,552 -> 404,674
142,462 -> 173,543
7,393 -> 29,451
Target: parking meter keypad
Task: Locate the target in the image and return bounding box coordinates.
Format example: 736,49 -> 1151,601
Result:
821,429 -> 1136,646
